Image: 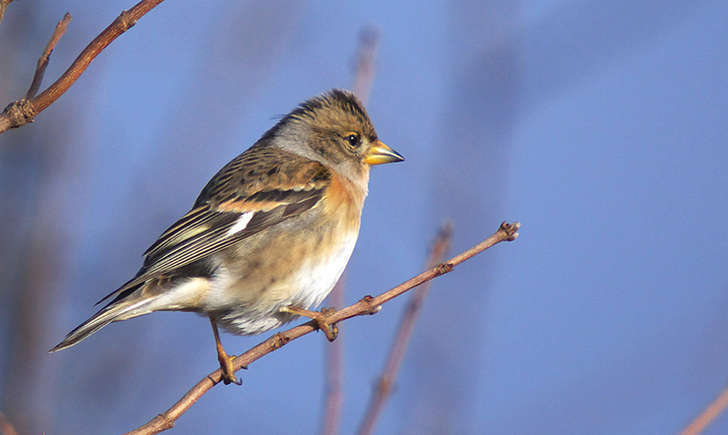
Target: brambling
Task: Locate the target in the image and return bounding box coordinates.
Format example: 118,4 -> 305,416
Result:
50,89 -> 403,384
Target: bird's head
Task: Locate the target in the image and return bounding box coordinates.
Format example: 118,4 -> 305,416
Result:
262,89 -> 404,188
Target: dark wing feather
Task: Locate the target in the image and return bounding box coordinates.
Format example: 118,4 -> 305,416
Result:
96,147 -> 331,306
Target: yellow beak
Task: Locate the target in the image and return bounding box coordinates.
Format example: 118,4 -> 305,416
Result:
364,141 -> 405,165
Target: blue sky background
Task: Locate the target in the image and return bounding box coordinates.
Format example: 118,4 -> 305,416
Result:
1,1 -> 727,434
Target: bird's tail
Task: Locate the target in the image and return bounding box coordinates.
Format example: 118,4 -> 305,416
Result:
49,297 -> 153,353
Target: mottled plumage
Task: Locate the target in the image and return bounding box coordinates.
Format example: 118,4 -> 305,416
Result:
50,89 -> 403,384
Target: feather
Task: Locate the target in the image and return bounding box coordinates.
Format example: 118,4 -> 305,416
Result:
94,149 -> 331,307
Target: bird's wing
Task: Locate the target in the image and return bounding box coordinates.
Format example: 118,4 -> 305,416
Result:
96,147 -> 332,306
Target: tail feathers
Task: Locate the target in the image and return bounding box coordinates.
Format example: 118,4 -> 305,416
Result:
49,298 -> 152,353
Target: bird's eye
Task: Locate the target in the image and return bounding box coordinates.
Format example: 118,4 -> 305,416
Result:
346,134 -> 360,147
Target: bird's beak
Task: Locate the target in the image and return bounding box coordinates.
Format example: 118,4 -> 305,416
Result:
364,141 -> 405,165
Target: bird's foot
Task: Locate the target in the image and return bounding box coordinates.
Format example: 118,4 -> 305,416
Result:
217,352 -> 242,386
281,306 -> 338,341
210,316 -> 242,385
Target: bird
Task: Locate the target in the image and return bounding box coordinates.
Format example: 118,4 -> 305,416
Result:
49,89 -> 404,384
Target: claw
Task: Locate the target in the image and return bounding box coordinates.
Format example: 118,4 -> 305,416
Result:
218,353 -> 242,386
281,306 -> 338,341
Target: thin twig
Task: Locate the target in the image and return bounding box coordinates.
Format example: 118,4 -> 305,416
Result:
320,27 -> 381,435
26,13 -> 72,99
681,385 -> 728,435
0,0 -> 165,135
127,221 -> 520,434
0,0 -> 12,26
358,223 -> 453,435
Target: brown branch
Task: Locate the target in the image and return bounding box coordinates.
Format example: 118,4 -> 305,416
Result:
0,0 -> 13,26
681,384 -> 728,435
358,223 -> 453,435
127,221 -> 520,434
26,13 -> 72,99
0,0 -> 165,135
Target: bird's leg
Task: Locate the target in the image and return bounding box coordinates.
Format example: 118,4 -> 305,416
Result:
280,306 -> 338,342
209,316 -> 242,385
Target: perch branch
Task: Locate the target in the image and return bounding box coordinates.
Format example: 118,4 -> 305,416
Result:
127,221 -> 519,434
358,223 -> 453,435
0,0 -> 164,135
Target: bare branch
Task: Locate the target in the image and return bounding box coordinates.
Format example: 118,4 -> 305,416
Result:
681,385 -> 728,435
26,13 -> 72,99
351,27 -> 379,103
321,278 -> 346,435
127,221 -> 520,434
0,0 -> 165,135
358,223 -> 453,435
0,0 -> 13,26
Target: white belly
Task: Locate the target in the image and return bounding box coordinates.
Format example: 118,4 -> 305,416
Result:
288,230 -> 357,308
213,229 -> 359,335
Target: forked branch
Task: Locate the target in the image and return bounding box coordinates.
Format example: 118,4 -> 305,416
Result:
0,0 -> 165,135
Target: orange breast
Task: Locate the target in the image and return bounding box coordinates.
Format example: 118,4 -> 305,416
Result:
324,173 -> 365,226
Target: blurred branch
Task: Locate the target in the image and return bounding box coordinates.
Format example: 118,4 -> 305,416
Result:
681,385 -> 728,435
128,221 -> 520,434
321,278 -> 345,435
358,223 -> 453,435
0,0 -> 164,135
0,0 -> 12,26
320,27 -> 381,435
351,27 -> 379,102
0,411 -> 18,435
